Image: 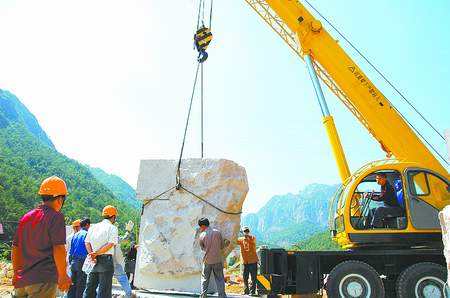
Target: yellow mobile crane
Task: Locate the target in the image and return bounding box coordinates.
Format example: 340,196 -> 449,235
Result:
229,0 -> 450,297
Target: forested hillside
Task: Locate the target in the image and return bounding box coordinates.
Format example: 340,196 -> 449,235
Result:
0,89 -> 139,255
292,231 -> 341,251
87,166 -> 140,208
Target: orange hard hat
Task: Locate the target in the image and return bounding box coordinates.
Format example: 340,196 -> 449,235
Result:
38,176 -> 68,197
102,205 -> 118,217
72,219 -> 81,228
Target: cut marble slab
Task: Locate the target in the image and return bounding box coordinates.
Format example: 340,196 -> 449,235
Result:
135,159 -> 248,293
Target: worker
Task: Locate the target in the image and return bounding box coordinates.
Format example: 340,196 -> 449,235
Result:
198,217 -> 229,298
67,218 -> 91,298
72,220 -> 81,233
237,226 -> 258,296
12,176 -> 72,297
112,221 -> 135,298
66,219 -> 81,258
125,242 -> 138,288
368,173 -> 404,228
82,205 -> 118,298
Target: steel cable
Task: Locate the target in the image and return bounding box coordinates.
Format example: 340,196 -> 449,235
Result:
141,184 -> 242,216
176,62 -> 201,188
304,0 -> 445,142
303,0 -> 448,165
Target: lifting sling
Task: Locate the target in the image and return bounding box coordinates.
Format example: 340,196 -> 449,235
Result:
141,0 -> 241,217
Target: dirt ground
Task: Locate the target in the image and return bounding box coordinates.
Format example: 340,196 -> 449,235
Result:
225,282 -> 326,297
0,263 -> 328,298
0,261 -> 13,297
0,283 -> 328,298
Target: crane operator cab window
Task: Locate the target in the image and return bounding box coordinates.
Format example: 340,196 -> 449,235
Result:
406,170 -> 450,229
350,170 -> 407,230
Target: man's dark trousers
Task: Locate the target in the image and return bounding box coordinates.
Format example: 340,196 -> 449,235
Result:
371,206 -> 403,228
82,255 -> 114,298
68,257 -> 87,298
243,263 -> 257,294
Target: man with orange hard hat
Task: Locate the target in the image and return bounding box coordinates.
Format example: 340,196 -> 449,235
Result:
82,205 -> 119,298
72,220 -> 81,232
67,219 -> 81,257
12,176 -> 72,297
237,226 -> 259,296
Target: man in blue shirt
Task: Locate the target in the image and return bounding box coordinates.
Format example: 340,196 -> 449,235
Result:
68,218 -> 91,298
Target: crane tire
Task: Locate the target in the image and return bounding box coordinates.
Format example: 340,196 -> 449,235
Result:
396,262 -> 446,298
326,260 -> 384,298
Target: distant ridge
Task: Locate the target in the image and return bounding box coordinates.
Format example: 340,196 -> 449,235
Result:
0,89 -> 54,148
87,165 -> 140,208
242,183 -> 339,247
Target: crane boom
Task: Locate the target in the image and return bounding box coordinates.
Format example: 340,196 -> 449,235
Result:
237,2 -> 450,294
245,0 -> 448,178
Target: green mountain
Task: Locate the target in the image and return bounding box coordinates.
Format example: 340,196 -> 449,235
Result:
0,90 -> 54,148
87,165 -> 140,208
261,221 -> 325,248
242,183 -> 339,248
292,231 -> 341,251
0,89 -> 140,248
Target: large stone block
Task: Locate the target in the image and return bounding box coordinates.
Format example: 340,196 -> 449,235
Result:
135,159 -> 248,293
439,205 -> 450,286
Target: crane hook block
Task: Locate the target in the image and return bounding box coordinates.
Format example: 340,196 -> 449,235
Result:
194,26 -> 213,63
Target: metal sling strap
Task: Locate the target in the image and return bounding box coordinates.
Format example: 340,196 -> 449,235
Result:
141,184 -> 242,216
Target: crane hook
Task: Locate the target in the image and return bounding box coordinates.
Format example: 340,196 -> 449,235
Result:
194,26 -> 213,63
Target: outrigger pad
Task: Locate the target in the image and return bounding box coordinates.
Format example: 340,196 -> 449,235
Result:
135,158 -> 248,293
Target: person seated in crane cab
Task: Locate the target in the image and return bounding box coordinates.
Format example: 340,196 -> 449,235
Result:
367,173 -> 404,228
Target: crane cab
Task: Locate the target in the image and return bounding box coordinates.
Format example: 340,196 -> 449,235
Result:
329,160 -> 450,249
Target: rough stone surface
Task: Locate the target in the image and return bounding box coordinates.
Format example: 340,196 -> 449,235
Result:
439,205 -> 450,285
135,159 -> 248,293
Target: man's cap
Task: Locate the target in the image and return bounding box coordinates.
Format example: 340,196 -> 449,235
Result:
80,218 -> 91,227
72,219 -> 81,228
198,217 -> 210,227
242,226 -> 250,232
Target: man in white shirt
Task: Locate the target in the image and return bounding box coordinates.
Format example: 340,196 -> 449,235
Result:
82,205 -> 119,298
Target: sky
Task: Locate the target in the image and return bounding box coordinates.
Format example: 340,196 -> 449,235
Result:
0,0 -> 449,213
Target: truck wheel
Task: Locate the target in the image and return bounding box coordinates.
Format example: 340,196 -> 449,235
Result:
396,262 -> 446,298
327,260 -> 384,298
